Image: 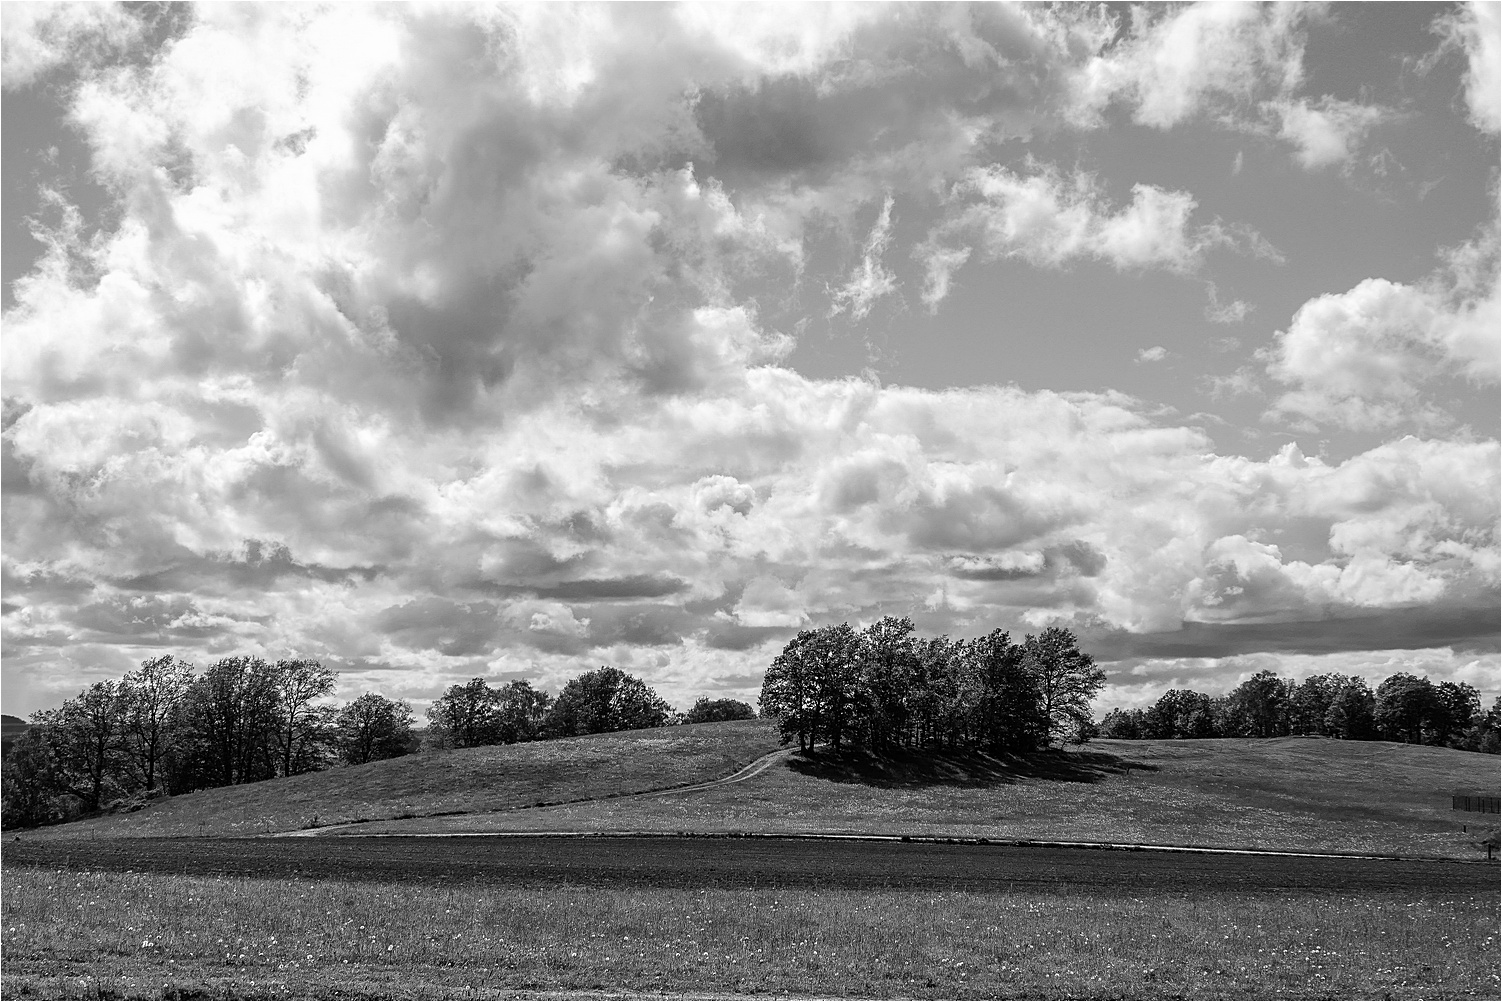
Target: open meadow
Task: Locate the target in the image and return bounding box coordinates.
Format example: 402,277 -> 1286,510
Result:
292,734 -> 1496,861
6,725 -> 1500,999
2,867 -> 1497,1000
16,719 -> 782,840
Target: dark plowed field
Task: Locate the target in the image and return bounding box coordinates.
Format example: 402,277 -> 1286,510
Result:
5,835 -> 1496,893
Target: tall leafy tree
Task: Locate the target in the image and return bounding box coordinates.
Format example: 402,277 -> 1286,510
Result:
858,617 -> 918,750
335,694 -> 418,765
31,681 -> 130,812
1323,677 -> 1375,740
495,680 -> 553,743
175,656 -> 280,788
1023,627 -> 1106,746
1432,681 -> 1481,747
684,697 -> 756,723
966,630 -> 1048,753
811,623 -> 864,750
1289,675 -> 1342,736
760,629 -> 824,751
1374,674 -> 1438,744
267,658 -> 339,776
426,678 -> 504,748
1227,671 -> 1292,738
120,655 -> 195,791
909,635 -> 959,748
547,667 -> 672,737
0,728 -> 65,828
1098,707 -> 1147,739
1147,689 -> 1218,739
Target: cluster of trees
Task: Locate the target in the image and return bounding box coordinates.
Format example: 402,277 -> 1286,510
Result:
1100,670 -> 1500,753
426,667 -> 671,748
3,657 -> 748,829
423,669 -> 755,749
1,656 -> 420,828
759,618 -> 1105,754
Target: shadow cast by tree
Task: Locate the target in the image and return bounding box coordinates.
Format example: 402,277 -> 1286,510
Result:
785,746 -> 1161,789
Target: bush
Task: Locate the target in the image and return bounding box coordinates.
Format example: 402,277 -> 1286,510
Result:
685,698 -> 756,723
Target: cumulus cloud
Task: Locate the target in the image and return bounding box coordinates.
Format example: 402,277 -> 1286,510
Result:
1434,1 -> 1502,134
1066,1 -> 1308,129
918,167 -> 1272,306
1,1 -> 146,88
1269,96 -> 1388,170
1136,347 -> 1169,364
1264,225 -> 1501,430
0,4 -> 1496,717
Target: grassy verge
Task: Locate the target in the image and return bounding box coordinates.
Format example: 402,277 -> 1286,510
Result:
358,737 -> 1501,860
2,868 -> 1496,1000
21,719 -> 782,840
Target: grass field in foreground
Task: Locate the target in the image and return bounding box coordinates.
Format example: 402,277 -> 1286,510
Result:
23,719 -> 781,839
2,868 -> 1496,1000
360,737 -> 1501,860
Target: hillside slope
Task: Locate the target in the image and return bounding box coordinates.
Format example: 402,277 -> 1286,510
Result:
23,719 -> 782,839
354,736 -> 1502,860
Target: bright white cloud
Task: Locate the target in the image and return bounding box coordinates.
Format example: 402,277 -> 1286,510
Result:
1264,225 -> 1502,431
0,3 -> 1496,718
1435,1 -> 1502,134
1270,96 -> 1387,170
918,167 -> 1270,306
0,1 -> 144,88
829,194 -> 899,320
1067,1 -> 1308,129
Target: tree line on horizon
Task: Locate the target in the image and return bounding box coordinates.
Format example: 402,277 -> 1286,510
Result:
0,657 -> 749,830
759,618 -> 1106,754
1099,670 -> 1499,753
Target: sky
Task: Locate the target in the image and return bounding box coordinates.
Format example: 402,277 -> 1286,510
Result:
2,1 -> 1498,719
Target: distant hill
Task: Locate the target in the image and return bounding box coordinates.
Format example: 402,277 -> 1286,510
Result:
2,714 -> 32,737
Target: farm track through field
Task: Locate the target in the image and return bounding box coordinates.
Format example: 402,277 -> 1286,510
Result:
5,835 -> 1495,893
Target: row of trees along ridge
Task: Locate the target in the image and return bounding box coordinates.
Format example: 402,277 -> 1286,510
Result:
1100,669 -> 1499,752
759,618 -> 1106,754
1,658 -> 747,830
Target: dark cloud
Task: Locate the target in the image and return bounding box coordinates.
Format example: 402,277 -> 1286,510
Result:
114,541 -> 382,593
475,575 -> 688,601
900,484 -> 1074,552
702,621 -> 794,652
693,4 -> 1058,195
1087,604 -> 1502,662
67,593 -> 264,644
535,576 -> 687,601
584,603 -> 699,648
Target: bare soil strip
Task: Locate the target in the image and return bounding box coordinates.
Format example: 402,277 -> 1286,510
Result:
5,834 -> 1494,893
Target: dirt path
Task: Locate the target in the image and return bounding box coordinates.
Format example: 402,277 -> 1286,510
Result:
275,747 -> 796,837
635,746 -> 793,798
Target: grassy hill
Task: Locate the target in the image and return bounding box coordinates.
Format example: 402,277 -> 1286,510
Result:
19,726 -> 1500,859
354,736 -> 1502,861
22,719 -> 782,839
